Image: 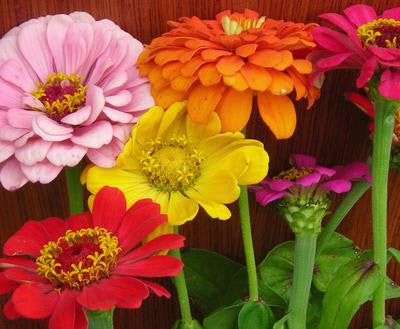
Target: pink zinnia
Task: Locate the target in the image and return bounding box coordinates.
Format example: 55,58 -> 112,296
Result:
0,12 -> 154,191
310,4 -> 400,100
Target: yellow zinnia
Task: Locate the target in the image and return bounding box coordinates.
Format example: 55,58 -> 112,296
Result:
84,101 -> 269,227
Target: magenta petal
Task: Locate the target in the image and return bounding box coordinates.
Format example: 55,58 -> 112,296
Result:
265,179 -> 294,191
356,57 -> 377,87
297,172 -> 322,186
369,47 -> 400,63
321,179 -> 352,193
291,154 -> 316,168
312,27 -> 354,53
319,13 -> 358,36
333,162 -> 371,182
255,190 -> 285,206
316,52 -> 353,70
378,69 -> 400,101
343,4 -> 377,26
383,8 -> 400,20
314,166 -> 336,177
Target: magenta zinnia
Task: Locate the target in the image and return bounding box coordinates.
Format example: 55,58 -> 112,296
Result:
0,12 -> 154,191
311,4 -> 400,100
0,186 -> 183,329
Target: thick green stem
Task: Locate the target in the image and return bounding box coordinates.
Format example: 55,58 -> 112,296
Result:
171,226 -> 193,324
371,101 -> 396,327
87,309 -> 114,329
316,181 -> 371,257
65,165 -> 84,215
288,232 -> 317,329
238,186 -> 259,301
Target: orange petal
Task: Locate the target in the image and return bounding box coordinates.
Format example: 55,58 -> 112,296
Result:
154,49 -> 188,65
138,62 -> 155,76
162,61 -> 184,81
188,84 -> 226,124
274,50 -> 293,71
171,76 -> 198,92
216,55 -> 245,75
235,44 -> 258,58
181,56 -> 207,77
216,88 -> 253,132
240,64 -> 272,92
248,50 -> 282,68
152,86 -> 187,109
149,66 -> 169,90
201,49 -> 232,61
257,91 -> 297,139
292,59 -> 313,74
287,69 -> 307,100
267,69 -> 294,95
198,64 -> 222,86
223,72 -> 249,91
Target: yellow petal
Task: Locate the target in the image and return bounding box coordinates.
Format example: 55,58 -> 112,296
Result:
187,84 -> 225,124
198,133 -> 244,159
156,101 -> 188,139
186,112 -> 221,145
167,191 -> 199,225
257,91 -> 297,139
223,72 -> 249,92
216,88 -> 253,132
267,69 -> 294,95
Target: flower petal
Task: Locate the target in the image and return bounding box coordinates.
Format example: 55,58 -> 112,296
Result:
291,154 -> 317,168
216,55 -> 244,75
256,189 -> 286,206
240,64 -> 271,91
71,121 -> 113,149
167,191 -> 199,225
20,161 -> 63,184
186,111 -> 221,145
66,212 -> 93,231
0,158 -> 28,191
61,105 -> 92,126
321,179 -> 352,193
378,69 -> 400,101
257,91 -> 296,139
356,56 -> 377,88
3,299 -> 20,320
198,64 -> 222,86
14,139 -> 52,166
32,116 -> 73,142
267,69 -> 294,95
343,4 -> 377,26
46,141 -> 87,167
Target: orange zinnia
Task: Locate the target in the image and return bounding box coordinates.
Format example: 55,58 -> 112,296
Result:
137,9 -> 320,139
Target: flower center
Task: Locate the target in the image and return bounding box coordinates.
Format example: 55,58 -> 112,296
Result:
221,15 -> 266,35
32,72 -> 86,121
139,136 -> 204,192
273,167 -> 314,181
358,18 -> 400,48
36,227 -> 121,289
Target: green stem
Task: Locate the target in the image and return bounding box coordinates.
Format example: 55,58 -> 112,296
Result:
87,309 -> 114,329
288,232 -> 317,329
238,186 -> 259,301
371,100 -> 396,327
316,181 -> 371,257
170,226 -> 193,324
65,165 -> 84,215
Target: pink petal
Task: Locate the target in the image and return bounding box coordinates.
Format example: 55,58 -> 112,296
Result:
0,141 -> 15,162
14,131 -> 34,148
85,138 -> 122,167
61,105 -> 91,125
101,71 -> 128,93
0,124 -> 29,142
321,179 -> 352,193
291,154 -> 316,168
20,160 -> 63,184
123,83 -> 155,112
255,189 -> 286,206
316,52 -> 353,69
112,123 -> 133,143
105,90 -> 132,107
383,8 -> 400,20
343,4 -> 377,26
314,165 -> 336,177
71,121 -> 113,148
46,141 -> 87,166
356,56 -> 377,88
312,27 -> 359,54
0,77 -> 24,108
378,69 -> 400,100
369,47 -> 399,63
319,13 -> 358,39
297,172 -> 322,186
103,107 -> 134,123
22,94 -> 45,110
32,115 -> 73,141
69,12 -> 96,23
85,57 -> 113,86
17,22 -> 53,82
83,85 -> 105,124
6,108 -> 40,129
15,139 -> 52,166
0,158 -> 28,191
0,59 -> 35,92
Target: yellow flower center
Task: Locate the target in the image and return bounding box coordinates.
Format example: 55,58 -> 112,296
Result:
357,18 -> 400,48
221,15 -> 266,35
36,227 -> 121,289
32,72 -> 86,121
139,136 -> 204,192
273,167 -> 313,181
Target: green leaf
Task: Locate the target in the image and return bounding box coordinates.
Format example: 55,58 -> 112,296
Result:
182,249 -> 244,315
238,301 -> 275,329
203,302 -> 244,329
307,290 -> 324,328
272,314 -> 289,329
388,248 -> 400,263
318,255 -> 385,329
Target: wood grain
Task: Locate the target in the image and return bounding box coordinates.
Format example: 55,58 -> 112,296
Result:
0,0 -> 399,328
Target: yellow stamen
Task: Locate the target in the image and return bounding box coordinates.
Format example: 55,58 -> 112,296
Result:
357,18 -> 400,48
221,15 -> 266,35
273,167 -> 313,181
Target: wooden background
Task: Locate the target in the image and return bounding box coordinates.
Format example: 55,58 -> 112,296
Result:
0,0 -> 399,328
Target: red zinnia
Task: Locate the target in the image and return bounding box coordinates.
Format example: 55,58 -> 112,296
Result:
0,186 -> 184,329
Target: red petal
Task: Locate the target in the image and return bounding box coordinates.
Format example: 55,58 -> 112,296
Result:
12,283 -> 58,319
49,290 -> 88,329
114,255 -> 183,278
66,212 -> 93,231
119,234 -> 185,264
0,272 -> 18,294
76,281 -> 115,311
0,257 -> 36,270
3,299 -> 20,320
92,186 -> 126,233
4,268 -> 47,284
140,279 -> 171,298
41,217 -> 68,242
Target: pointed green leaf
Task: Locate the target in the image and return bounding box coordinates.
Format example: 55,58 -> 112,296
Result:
238,301 -> 275,329
272,314 -> 289,329
203,302 -> 244,329
388,248 -> 400,263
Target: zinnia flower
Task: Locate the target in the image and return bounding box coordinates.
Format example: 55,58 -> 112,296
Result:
137,9 -> 320,138
0,186 -> 183,329
311,4 -> 400,99
251,154 -> 370,233
83,101 -> 269,227
0,12 -> 154,191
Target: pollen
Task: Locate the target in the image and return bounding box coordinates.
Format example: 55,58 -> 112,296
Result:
221,15 -> 266,35
36,227 -> 121,289
32,72 -> 86,121
273,167 -> 314,181
139,136 -> 204,192
357,18 -> 400,48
